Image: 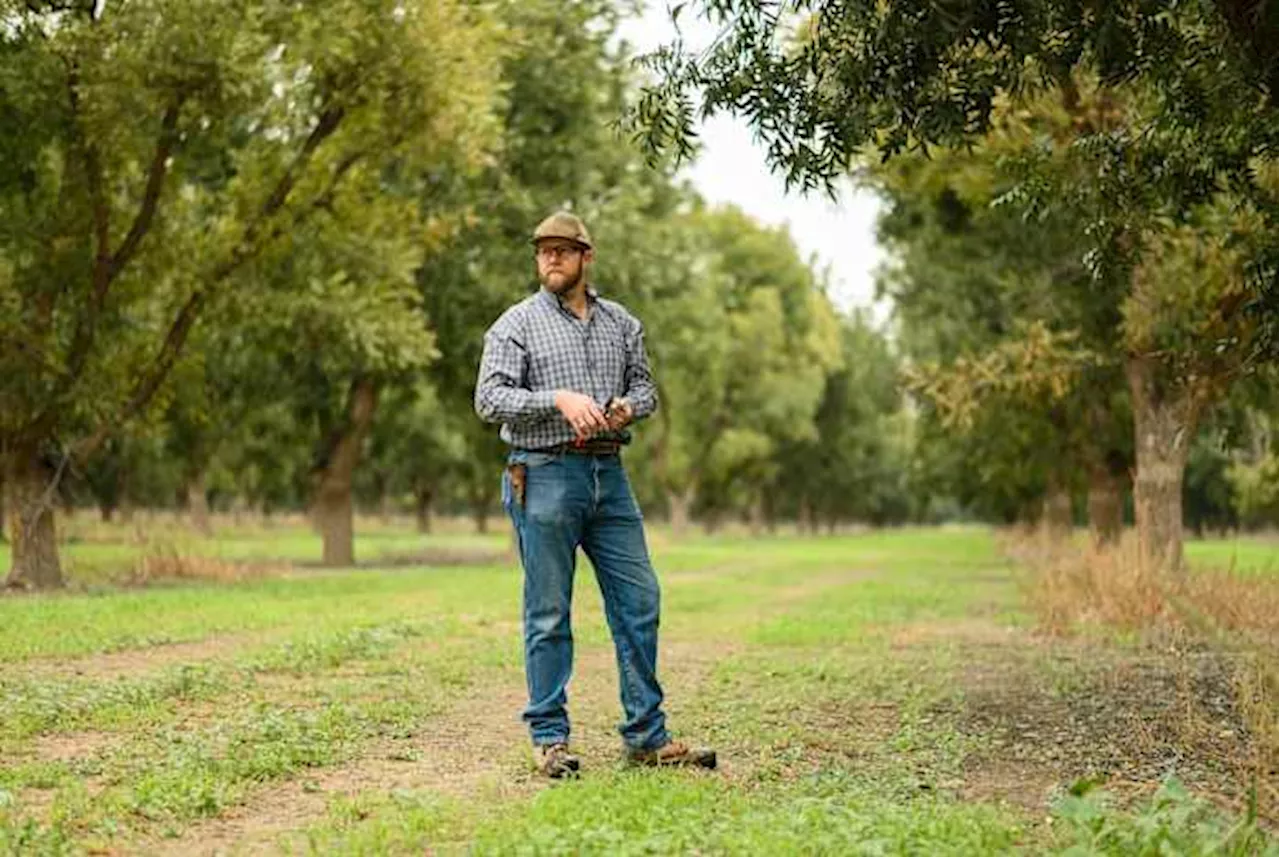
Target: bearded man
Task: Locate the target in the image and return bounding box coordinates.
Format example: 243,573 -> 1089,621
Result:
474,211 -> 716,779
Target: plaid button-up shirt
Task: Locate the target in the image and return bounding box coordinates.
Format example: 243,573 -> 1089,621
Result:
474,286 -> 658,450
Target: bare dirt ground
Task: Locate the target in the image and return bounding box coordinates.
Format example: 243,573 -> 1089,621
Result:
14,632 -> 275,682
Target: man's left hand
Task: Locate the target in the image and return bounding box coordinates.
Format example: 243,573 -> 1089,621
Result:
605,397 -> 633,431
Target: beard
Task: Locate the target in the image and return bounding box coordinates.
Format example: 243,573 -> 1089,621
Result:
538,261 -> 585,294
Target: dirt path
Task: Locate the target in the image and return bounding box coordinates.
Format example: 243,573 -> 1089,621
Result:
140,638 -> 732,856
112,567 -> 866,854
12,631 -> 278,682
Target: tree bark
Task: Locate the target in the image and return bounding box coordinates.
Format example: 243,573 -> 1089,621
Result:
187,469 -> 212,537
414,486 -> 434,534
666,486 -> 693,537
4,445 -> 64,589
311,377 -> 380,567
1126,355 -> 1202,574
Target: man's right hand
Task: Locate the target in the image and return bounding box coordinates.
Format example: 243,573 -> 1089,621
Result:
555,391 -> 609,441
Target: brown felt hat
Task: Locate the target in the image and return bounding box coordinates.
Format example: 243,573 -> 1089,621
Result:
531,211 -> 593,250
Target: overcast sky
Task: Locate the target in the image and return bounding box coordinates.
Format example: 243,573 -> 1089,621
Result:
616,3 -> 889,321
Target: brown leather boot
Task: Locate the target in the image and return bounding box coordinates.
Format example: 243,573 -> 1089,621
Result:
533,743 -> 580,779
627,739 -> 717,769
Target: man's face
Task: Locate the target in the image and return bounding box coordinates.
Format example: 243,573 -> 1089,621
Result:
535,240 -> 590,294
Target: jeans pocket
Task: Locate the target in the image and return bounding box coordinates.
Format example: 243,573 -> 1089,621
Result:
522,452 -> 558,468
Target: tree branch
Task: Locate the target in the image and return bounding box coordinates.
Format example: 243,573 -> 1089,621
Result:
251,147 -> 368,251
46,58 -> 111,408
258,106 -> 346,231
72,286 -> 207,462
71,105 -> 351,462
210,104 -> 348,282
108,96 -> 185,281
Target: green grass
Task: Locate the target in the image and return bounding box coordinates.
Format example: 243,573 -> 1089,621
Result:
0,563 -> 520,661
467,771 -> 1024,855
0,523 -> 1271,855
1185,536 -> 1278,577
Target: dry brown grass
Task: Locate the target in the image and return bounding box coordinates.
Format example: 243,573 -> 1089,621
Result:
127,543 -> 290,585
1003,531 -> 1279,820
1006,532 -> 1277,638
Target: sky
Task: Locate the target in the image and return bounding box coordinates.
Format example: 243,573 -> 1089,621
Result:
615,3 -> 889,322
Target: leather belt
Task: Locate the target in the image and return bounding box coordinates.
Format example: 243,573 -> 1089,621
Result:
538,440 -> 623,456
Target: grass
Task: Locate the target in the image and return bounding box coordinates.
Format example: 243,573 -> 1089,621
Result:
0,521 -> 1273,855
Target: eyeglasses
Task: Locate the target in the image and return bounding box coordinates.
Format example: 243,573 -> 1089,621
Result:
535,245 -> 583,260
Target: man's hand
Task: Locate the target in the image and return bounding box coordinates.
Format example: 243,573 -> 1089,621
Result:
605,397 -> 634,431
555,391 -> 609,441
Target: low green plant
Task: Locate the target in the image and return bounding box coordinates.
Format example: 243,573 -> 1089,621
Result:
1053,777 -> 1276,856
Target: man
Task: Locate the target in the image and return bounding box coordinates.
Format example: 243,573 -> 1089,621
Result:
474,211 -> 716,779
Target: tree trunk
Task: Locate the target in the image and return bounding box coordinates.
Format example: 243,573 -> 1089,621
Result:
1039,477 -> 1073,542
414,486 -> 434,534
798,498 -> 816,534
187,469 -> 212,537
472,501 -> 490,535
666,486 -> 694,537
4,446 -> 64,589
0,471 -> 7,543
99,502 -> 115,523
1086,463 -> 1125,549
311,377 -> 380,568
747,495 -> 765,537
373,471 -> 392,525
1126,355 -> 1201,574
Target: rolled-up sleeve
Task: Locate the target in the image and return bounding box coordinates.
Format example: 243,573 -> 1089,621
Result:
474,321 -> 559,425
623,317 -> 659,420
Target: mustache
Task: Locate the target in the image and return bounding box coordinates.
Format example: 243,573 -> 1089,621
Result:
539,265 -> 584,291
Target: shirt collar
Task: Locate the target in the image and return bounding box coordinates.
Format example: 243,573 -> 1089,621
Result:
538,285 -> 599,312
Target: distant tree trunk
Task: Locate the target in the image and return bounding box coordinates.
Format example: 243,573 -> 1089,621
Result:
761,488 -> 779,535
747,495 -> 765,537
1127,355 -> 1203,574
3,444 -> 64,589
0,471 -> 7,543
186,469 -> 212,537
798,498 -> 817,534
1086,460 -> 1126,549
666,486 -> 693,536
99,500 -> 115,523
311,376 -> 380,567
414,486 -> 434,534
472,500 -> 490,534
1039,475 -> 1073,542
372,470 -> 392,524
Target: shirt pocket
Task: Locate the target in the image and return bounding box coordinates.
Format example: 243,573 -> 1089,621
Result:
526,343 -> 558,385
593,325 -> 628,391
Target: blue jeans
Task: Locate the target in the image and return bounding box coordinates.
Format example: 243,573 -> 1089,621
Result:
502,450 -> 670,751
